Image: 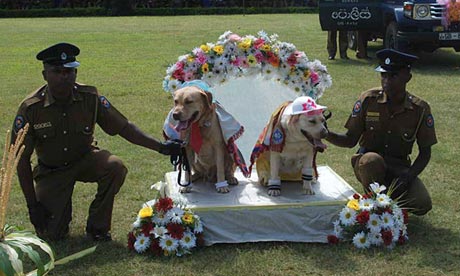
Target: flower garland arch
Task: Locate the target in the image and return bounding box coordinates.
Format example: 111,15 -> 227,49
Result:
163,31 -> 332,100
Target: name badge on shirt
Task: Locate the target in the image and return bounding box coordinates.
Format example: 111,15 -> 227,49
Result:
365,111 -> 379,122
34,122 -> 52,130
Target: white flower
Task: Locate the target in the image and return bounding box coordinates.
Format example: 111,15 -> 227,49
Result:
370,182 -> 387,194
352,231 -> 370,249
152,226 -> 168,238
367,213 -> 382,232
132,218 -> 142,229
367,231 -> 383,246
152,212 -> 169,226
134,233 -> 150,253
339,207 -> 357,226
359,198 -> 375,211
180,231 -> 197,249
159,235 -> 179,252
333,220 -> 343,238
391,226 -> 401,242
376,193 -> 391,208
167,79 -> 181,92
166,207 -> 185,224
193,217 -> 203,233
380,212 -> 395,229
261,64 -> 277,79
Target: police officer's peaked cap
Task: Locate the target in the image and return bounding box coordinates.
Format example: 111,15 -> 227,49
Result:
36,42 -> 80,68
375,49 -> 418,73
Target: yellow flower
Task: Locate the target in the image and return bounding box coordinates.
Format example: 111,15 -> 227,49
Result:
347,199 -> 360,210
202,63 -> 209,73
138,205 -> 153,218
261,44 -> 271,52
303,70 -> 311,79
187,55 -> 195,62
213,45 -> 224,55
182,212 -> 195,224
238,38 -> 252,50
247,55 -> 257,66
200,44 -> 210,53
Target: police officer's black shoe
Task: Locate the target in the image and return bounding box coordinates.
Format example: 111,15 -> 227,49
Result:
87,232 -> 112,242
328,55 -> 335,60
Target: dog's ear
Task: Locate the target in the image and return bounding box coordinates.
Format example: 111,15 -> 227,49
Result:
200,91 -> 213,110
288,114 -> 300,125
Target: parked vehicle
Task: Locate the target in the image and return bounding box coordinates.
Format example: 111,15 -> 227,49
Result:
319,0 -> 460,52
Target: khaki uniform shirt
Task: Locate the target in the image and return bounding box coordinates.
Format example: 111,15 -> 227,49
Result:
12,83 -> 129,168
345,88 -> 437,162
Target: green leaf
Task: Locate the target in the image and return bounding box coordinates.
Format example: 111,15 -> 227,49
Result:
5,235 -> 55,272
0,248 -> 16,276
6,241 -> 44,276
0,243 -> 23,275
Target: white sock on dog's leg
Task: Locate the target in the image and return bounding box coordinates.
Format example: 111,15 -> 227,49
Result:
215,181 -> 229,189
302,168 -> 314,181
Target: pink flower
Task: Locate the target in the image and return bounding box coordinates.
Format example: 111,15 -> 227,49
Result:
287,53 -> 297,67
172,69 -> 184,81
184,71 -> 195,81
254,51 -> 265,63
196,53 -> 207,64
310,71 -> 319,85
253,38 -> 265,49
228,33 -> 241,42
175,61 -> 184,70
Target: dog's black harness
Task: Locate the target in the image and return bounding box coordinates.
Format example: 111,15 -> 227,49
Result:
170,147 -> 192,187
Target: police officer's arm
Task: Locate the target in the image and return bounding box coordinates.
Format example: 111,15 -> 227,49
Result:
118,121 -> 182,155
407,146 -> 431,180
16,143 -> 36,207
326,129 -> 361,148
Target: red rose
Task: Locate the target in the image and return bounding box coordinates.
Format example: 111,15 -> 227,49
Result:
353,193 -> 361,199
167,223 -> 185,240
142,222 -> 154,236
398,234 -> 407,245
287,53 -> 297,67
155,197 -> 174,212
402,209 -> 409,224
127,232 -> 136,251
150,239 -> 163,256
381,230 -> 393,246
253,38 -> 265,49
327,235 -> 340,245
356,210 -> 370,225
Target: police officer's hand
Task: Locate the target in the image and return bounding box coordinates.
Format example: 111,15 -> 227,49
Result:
159,139 -> 183,156
27,202 -> 49,233
392,173 -> 413,198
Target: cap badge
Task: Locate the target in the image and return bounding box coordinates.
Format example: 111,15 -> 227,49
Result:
385,58 -> 391,65
61,52 -> 67,60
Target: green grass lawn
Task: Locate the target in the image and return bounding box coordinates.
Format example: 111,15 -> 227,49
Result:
1,14 -> 460,275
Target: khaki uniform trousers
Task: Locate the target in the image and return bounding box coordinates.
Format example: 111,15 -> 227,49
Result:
33,149 -> 128,239
352,152 -> 432,216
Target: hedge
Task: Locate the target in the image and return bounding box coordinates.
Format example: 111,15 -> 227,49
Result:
0,6 -> 318,18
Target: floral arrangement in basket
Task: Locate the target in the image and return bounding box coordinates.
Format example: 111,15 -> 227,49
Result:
438,0 -> 460,28
163,30 -> 332,100
128,191 -> 204,257
327,183 -> 409,249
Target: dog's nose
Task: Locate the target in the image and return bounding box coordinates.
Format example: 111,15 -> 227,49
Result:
172,113 -> 181,121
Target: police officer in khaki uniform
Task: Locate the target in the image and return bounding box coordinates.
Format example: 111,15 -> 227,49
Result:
12,43 -> 182,241
326,49 -> 436,215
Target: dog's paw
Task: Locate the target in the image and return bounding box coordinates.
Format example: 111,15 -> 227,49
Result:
179,186 -> 192,193
227,176 -> 238,185
216,186 -> 230,193
302,182 -> 315,195
258,173 -> 269,186
268,189 -> 281,197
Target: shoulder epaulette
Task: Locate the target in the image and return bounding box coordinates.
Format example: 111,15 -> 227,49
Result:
76,83 -> 98,95
22,85 -> 47,107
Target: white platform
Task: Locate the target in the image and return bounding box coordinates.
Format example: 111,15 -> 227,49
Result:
165,165 -> 356,245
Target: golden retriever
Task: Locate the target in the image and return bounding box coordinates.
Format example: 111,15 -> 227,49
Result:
172,86 -> 238,193
255,96 -> 328,196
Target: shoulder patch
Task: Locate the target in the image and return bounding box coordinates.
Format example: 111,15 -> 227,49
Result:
271,128 -> 284,145
426,114 -> 434,128
352,100 -> 362,115
14,115 -> 25,133
99,96 -> 111,108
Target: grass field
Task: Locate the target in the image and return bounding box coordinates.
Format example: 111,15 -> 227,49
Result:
1,14 -> 460,275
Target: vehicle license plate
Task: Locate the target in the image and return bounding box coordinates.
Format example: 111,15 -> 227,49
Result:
439,32 -> 460,40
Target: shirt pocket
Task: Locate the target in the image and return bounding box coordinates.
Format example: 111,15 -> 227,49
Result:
35,127 -> 56,142
75,122 -> 94,135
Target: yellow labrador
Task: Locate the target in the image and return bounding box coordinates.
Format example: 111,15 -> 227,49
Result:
255,96 -> 328,196
172,86 -> 238,193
